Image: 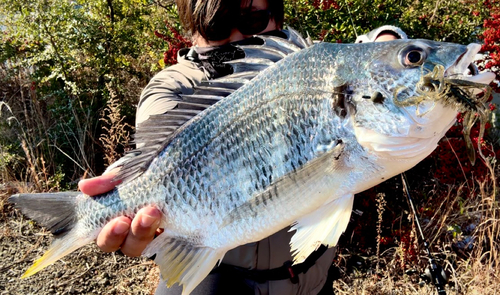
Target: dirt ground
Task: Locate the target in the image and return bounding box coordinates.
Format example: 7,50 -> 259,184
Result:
0,184 -> 160,295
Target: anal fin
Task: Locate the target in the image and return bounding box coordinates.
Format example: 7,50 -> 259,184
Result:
142,233 -> 225,295
289,193 -> 354,263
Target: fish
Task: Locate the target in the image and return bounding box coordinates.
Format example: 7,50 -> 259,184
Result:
9,29 -> 495,295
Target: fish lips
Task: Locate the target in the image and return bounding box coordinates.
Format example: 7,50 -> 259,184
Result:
446,43 -> 495,85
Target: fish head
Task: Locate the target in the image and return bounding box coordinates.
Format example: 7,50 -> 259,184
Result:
349,39 -> 495,160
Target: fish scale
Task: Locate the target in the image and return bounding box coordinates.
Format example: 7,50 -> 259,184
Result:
9,30 -> 495,295
152,88 -> 334,236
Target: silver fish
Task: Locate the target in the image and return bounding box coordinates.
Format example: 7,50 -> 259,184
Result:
9,29 -> 495,294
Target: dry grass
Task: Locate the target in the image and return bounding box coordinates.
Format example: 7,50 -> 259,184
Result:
99,87 -> 133,167
332,165 -> 500,295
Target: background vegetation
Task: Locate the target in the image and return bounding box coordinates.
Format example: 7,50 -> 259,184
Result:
1,0 -> 500,293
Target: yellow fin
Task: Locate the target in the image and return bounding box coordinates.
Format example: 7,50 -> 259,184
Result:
22,231 -> 92,278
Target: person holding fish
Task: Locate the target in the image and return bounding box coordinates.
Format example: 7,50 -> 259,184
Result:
14,0 -> 493,293
78,0 -> 406,294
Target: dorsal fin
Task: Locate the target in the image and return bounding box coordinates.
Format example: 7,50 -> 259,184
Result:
224,58 -> 274,74
192,86 -> 234,96
113,28 -> 312,184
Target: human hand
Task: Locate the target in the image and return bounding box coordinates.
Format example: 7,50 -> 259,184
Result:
78,170 -> 162,257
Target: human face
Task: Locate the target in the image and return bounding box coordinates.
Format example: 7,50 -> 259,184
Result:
196,0 -> 279,47
374,33 -> 399,42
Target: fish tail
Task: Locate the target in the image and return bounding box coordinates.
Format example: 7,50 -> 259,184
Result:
9,192 -> 93,278
143,233 -> 226,295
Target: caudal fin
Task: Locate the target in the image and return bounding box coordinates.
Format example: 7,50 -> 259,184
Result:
9,192 -> 93,278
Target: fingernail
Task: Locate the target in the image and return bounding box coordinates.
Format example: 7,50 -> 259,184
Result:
114,221 -> 130,235
141,214 -> 159,228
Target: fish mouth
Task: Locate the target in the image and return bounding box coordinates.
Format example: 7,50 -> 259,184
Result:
445,43 -> 495,85
426,43 -> 495,112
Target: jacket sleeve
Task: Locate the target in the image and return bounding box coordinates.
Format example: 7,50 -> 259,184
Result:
355,25 -> 408,43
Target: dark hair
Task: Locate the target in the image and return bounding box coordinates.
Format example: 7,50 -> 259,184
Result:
176,0 -> 284,41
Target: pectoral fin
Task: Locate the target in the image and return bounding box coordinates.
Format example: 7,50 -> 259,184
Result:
289,193 -> 354,263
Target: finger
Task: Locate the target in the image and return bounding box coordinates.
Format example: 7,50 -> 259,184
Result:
78,169 -> 121,196
96,216 -> 131,252
119,207 -> 162,257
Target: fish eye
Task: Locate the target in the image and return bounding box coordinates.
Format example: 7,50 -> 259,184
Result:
400,46 -> 427,67
407,51 -> 422,63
